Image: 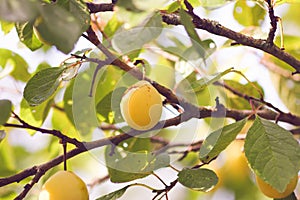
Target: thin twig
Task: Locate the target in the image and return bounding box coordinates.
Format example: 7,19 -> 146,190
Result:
266,0 -> 278,43
5,113 -> 85,149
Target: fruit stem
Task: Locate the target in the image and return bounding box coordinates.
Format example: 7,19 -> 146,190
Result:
62,140 -> 67,171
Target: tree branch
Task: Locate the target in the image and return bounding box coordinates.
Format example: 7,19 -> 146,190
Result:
161,12 -> 300,74
84,2 -> 300,74
4,112 -> 85,149
2,102 -> 300,198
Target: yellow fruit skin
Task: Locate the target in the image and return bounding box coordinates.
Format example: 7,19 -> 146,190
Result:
256,175 -> 298,199
39,171 -> 89,200
120,81 -> 162,131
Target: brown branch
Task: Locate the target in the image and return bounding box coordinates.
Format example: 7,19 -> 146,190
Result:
161,12 -> 300,74
4,113 -> 85,149
213,81 -> 300,126
2,104 -> 300,198
266,0 -> 278,43
2,106 -> 299,188
85,2 -> 300,73
86,2 -> 114,13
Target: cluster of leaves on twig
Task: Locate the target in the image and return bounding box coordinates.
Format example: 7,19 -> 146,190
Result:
0,0 -> 300,200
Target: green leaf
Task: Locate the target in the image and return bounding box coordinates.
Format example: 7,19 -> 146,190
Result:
105,146 -> 151,183
264,35 -> 300,72
95,186 -> 130,200
189,68 -> 233,93
223,80 -> 264,110
103,14 -> 124,39
270,71 -> 300,114
0,130 -> 6,143
0,137 -> 17,176
116,0 -> 168,12
105,144 -> 169,183
52,107 -> 78,139
178,168 -> 218,192
149,57 -> 175,88
0,0 -> 39,22
63,80 -> 75,125
199,0 -> 233,9
20,98 -> 52,133
0,48 -> 31,81
15,21 -> 43,51
0,21 -> 14,34
112,13 -> 162,54
187,0 -> 202,8
245,116 -> 300,193
199,118 -> 247,163
34,4 -> 82,53
150,153 -> 170,170
181,39 -> 216,61
0,99 -> 12,125
165,1 -> 181,13
179,8 -> 208,59
233,0 -> 266,26
96,87 -> 126,124
179,8 -> 201,45
56,0 -> 90,32
23,67 -> 64,106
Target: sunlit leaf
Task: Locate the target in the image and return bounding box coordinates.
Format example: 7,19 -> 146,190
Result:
233,1 -> 266,26
116,0 -> 168,12
20,98 -> 52,134
188,68 -> 233,93
105,144 -> 170,183
223,80 -> 264,110
165,1 -> 181,13
96,87 -> 126,124
96,186 -> 130,200
103,14 -> 124,39
52,107 -> 78,139
0,136 -> 17,176
23,67 -> 64,106
0,99 -> 12,125
112,13 -> 162,54
150,57 -> 175,88
264,35 -> 300,72
245,116 -> 300,192
63,80 -> 80,129
15,21 -> 43,51
0,21 -> 14,34
178,168 -> 218,192
179,8 -> 205,59
199,0 -> 235,9
269,72 -> 300,114
105,146 -> 151,183
0,48 -> 31,81
199,118 -> 247,163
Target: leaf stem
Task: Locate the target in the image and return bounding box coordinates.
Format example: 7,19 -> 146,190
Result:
129,183 -> 156,191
